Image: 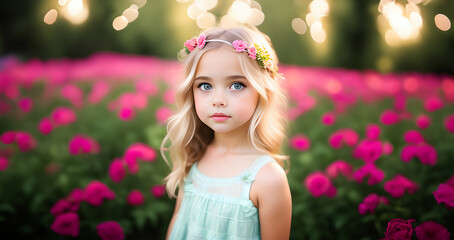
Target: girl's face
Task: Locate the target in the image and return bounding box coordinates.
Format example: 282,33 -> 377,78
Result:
193,47 -> 259,135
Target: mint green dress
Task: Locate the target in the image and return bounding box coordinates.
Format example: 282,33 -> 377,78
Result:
169,155 -> 275,240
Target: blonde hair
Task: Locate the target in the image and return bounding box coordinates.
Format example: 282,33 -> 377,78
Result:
160,26 -> 289,198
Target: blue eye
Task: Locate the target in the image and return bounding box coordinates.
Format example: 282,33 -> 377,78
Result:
198,83 -> 212,91
231,82 -> 245,90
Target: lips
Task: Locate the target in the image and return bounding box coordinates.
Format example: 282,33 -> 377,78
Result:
211,113 -> 229,117
210,113 -> 230,122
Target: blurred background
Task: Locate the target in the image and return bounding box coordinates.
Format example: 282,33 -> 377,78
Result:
1,0 -> 453,73
1,0 -> 454,240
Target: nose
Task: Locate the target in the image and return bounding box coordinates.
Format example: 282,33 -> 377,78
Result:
212,89 -> 227,108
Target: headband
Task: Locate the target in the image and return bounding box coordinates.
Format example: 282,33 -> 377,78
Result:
182,33 -> 277,74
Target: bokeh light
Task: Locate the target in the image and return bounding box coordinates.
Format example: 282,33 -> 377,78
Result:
292,18 -> 307,35
435,14 -> 451,31
113,16 -> 128,31
44,9 -> 58,25
122,7 -> 139,23
196,12 -> 216,29
378,0 -> 424,46
187,3 -> 205,20
60,0 -> 89,25
195,0 -> 218,11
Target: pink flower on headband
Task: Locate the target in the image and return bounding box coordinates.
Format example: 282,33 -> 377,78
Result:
248,45 -> 257,59
184,38 -> 197,52
232,40 -> 247,52
197,33 -> 206,49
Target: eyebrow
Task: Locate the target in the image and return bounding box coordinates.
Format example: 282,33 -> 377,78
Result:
194,75 -> 247,81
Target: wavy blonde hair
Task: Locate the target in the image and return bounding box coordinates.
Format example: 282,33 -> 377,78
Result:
160,26 -> 289,198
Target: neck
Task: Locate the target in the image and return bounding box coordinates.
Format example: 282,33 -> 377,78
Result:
210,121 -> 256,155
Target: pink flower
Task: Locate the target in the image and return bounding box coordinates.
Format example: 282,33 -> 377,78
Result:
393,93 -> 406,111
0,131 -> 16,144
384,174 -> 418,198
163,89 -> 175,104
328,128 -> 359,148
50,212 -> 80,237
125,143 -> 157,162
366,123 -> 381,140
304,171 -> 337,198
51,107 -> 76,126
415,221 -> 451,240
124,153 -> 139,174
61,84 -> 84,108
119,107 -> 135,121
197,33 -> 206,49
444,114 -> 454,133
151,185 -> 166,198
232,40 -> 247,52
156,106 -> 172,124
321,112 -> 336,125
38,117 -> 53,135
380,109 -> 400,125
384,218 -> 415,240
84,180 -> 115,206
68,188 -> 85,202
133,93 -> 148,110
433,176 -> 454,209
358,193 -> 380,215
417,144 -> 437,166
68,134 -> 100,155
290,134 -> 311,151
401,145 -> 419,162
184,38 -> 197,52
135,78 -> 157,96
248,45 -> 257,59
97,221 -> 125,240
383,141 -> 393,155
423,96 -> 443,112
403,130 -> 425,145
416,114 -> 431,129
353,163 -> 385,185
127,190 -> 145,206
108,159 -> 126,183
0,157 -> 9,171
18,97 -> 33,113
352,139 -> 383,163
15,131 -> 37,152
88,81 -> 110,104
50,198 -> 79,217
326,160 -> 353,180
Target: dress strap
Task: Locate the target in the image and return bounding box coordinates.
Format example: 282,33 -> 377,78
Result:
240,155 -> 275,200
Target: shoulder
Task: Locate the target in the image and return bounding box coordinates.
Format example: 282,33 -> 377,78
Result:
254,157 -> 289,200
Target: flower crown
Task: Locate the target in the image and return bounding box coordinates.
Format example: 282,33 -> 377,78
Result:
183,33 -> 277,74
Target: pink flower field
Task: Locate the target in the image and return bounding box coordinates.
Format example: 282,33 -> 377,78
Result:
0,52 -> 453,239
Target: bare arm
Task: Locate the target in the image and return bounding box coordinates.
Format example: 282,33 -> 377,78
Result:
256,162 -> 292,240
165,186 -> 184,240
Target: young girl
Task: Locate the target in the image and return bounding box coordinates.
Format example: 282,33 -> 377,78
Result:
161,26 -> 292,239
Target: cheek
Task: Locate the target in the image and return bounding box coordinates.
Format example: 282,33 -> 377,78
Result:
233,93 -> 259,117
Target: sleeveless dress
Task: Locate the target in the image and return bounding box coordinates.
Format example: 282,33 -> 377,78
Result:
169,154 -> 275,240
